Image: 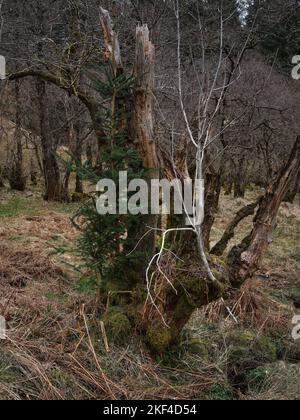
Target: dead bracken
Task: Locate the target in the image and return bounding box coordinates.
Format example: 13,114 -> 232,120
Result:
0,242 -> 64,287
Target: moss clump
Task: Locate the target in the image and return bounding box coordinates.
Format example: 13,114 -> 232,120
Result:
228,329 -> 277,364
180,328 -> 214,358
208,254 -> 229,274
175,272 -> 227,310
187,337 -> 212,358
102,307 -> 131,344
146,324 -> 172,354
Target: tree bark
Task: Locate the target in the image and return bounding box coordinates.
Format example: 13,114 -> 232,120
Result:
8,80 -> 26,191
211,200 -> 259,256
228,136 -> 300,286
202,171 -> 222,250
74,127 -> 83,194
36,79 -> 62,201
132,25 -> 159,259
0,165 -> 5,188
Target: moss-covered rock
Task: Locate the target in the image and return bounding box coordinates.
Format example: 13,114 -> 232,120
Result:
179,328 -> 214,358
227,329 -> 277,390
146,324 -> 173,354
228,329 -> 277,364
102,307 -> 131,344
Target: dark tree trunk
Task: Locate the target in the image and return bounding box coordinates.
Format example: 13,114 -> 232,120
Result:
283,168 -> 300,203
8,81 -> 26,191
224,181 -> 233,196
234,180 -> 246,198
234,157 -> 246,198
0,165 -> 5,188
30,155 -> 38,186
75,128 -> 83,194
202,172 -> 222,250
36,79 -> 62,201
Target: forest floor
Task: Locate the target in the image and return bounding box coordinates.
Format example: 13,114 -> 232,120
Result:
0,185 -> 299,400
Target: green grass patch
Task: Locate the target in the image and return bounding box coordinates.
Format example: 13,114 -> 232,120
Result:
45,291 -> 68,302
0,197 -> 40,218
7,235 -> 24,242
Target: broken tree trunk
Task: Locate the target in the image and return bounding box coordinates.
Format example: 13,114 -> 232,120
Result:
100,7 -> 123,76
228,136 -> 300,286
95,11 -> 269,354
132,25 -> 159,259
133,25 -> 158,173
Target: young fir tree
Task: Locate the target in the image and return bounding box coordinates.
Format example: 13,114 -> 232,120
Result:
73,63 -> 146,286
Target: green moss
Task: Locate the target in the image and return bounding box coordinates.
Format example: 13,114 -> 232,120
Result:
228,329 -> 277,364
208,254 -> 228,273
102,307 -> 131,344
204,383 -> 234,400
175,271 -> 227,309
45,291 -> 68,302
146,324 -> 172,354
237,330 -> 257,342
227,329 -> 277,389
164,257 -> 229,342
51,368 -> 74,388
187,337 -> 211,358
258,336 -> 278,362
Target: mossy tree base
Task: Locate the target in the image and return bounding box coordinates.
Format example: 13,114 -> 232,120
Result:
101,255 -> 229,354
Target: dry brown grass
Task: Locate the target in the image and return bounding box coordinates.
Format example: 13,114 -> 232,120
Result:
0,188 -> 299,400
0,242 -> 64,287
202,279 -> 294,333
